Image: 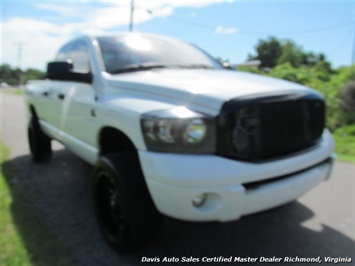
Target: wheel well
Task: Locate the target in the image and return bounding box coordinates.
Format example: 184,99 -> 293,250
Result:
29,104 -> 38,119
99,127 -> 136,155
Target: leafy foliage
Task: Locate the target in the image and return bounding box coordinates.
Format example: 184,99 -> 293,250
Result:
241,36 -> 355,159
0,64 -> 21,86
237,65 -> 264,75
0,137 -> 31,266
249,37 -> 332,70
339,80 -> 355,125
0,64 -> 45,86
248,36 -> 282,68
333,125 -> 355,161
277,40 -> 305,67
256,63 -> 355,132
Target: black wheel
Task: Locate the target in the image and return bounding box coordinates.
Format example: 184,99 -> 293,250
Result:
28,117 -> 51,162
92,152 -> 162,252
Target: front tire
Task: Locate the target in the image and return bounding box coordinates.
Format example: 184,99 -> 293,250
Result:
28,117 -> 51,162
92,152 -> 162,252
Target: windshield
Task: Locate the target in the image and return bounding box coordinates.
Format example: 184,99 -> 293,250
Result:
97,34 -> 222,74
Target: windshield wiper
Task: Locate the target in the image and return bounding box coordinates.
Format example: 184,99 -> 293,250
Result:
176,64 -> 216,69
111,62 -> 169,74
111,62 -> 217,74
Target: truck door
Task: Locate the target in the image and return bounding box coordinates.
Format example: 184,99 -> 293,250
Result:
60,40 -> 98,148
40,43 -> 72,134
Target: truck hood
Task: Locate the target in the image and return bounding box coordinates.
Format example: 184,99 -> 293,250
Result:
105,69 -> 318,110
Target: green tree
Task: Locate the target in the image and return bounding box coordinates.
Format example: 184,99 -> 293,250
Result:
248,37 -> 332,70
0,64 -> 20,85
0,64 -> 45,85
248,36 -> 283,68
277,40 -> 304,67
23,68 -> 45,83
339,80 -> 355,125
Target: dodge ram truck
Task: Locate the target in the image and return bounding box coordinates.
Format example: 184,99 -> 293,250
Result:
25,33 -> 335,251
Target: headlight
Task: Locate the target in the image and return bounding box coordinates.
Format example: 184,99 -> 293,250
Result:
184,118 -> 207,144
141,107 -> 215,153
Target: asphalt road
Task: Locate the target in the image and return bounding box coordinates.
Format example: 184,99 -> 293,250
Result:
1,91 -> 354,266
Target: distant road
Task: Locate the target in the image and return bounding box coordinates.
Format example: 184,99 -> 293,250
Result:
1,91 -> 354,265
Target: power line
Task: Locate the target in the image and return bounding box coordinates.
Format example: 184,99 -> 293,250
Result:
352,19 -> 355,64
328,28 -> 353,59
166,16 -> 354,35
169,15 -> 216,30
239,21 -> 354,35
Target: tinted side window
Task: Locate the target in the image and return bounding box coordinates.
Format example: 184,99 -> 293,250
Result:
67,41 -> 90,73
56,43 -> 71,61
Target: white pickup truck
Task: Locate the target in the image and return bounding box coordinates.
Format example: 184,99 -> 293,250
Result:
25,33 -> 335,251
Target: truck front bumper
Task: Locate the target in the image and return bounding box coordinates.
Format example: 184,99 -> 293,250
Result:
138,130 -> 335,222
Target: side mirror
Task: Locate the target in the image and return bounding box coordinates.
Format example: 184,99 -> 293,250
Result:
46,61 -> 92,83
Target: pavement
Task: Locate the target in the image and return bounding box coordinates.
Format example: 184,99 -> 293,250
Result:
0,91 -> 354,266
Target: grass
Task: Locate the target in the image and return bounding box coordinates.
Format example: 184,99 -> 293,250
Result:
0,138 -> 31,266
0,136 -> 75,266
3,89 -> 24,95
333,125 -> 355,164
336,153 -> 355,163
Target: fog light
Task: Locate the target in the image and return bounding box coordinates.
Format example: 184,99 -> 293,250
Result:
192,193 -> 207,207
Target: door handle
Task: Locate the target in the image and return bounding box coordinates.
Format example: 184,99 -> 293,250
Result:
43,88 -> 54,97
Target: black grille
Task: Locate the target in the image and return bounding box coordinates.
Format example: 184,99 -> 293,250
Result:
217,92 -> 325,161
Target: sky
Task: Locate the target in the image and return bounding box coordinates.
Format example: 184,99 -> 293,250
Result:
1,0 -> 355,71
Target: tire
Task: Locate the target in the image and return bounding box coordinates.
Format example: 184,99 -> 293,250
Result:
28,117 -> 52,162
92,152 -> 162,252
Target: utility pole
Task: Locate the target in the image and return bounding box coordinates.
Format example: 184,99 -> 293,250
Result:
129,0 -> 134,32
352,19 -> 355,65
15,42 -> 25,88
15,42 -> 25,69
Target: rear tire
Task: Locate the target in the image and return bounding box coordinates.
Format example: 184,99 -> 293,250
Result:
92,152 -> 162,252
28,117 -> 51,162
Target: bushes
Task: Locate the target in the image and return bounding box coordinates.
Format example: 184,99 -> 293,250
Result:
339,80 -> 355,125
0,64 -> 45,86
333,125 -> 355,160
238,35 -> 353,160
239,63 -> 355,160
241,64 -> 354,129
